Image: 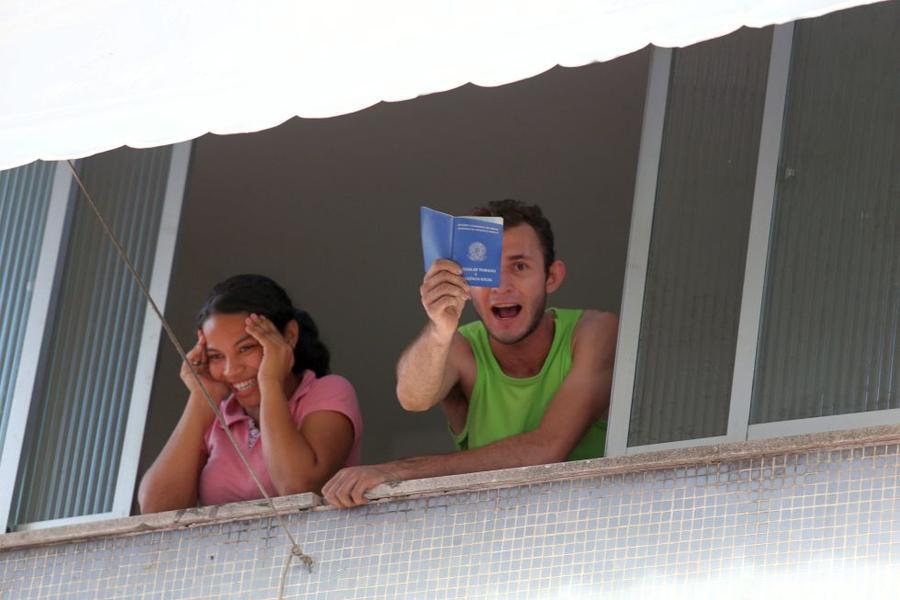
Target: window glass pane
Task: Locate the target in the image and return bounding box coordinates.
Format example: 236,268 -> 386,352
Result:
9,146 -> 172,526
751,2 -> 900,423
629,28 -> 771,446
0,162 -> 56,452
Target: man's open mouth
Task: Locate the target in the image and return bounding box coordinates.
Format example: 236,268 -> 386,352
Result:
491,304 -> 522,319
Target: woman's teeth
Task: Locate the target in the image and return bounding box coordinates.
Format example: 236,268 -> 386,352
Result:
234,379 -> 256,392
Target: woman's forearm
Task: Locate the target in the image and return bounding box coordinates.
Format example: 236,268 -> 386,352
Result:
258,383 -> 324,495
138,395 -> 214,513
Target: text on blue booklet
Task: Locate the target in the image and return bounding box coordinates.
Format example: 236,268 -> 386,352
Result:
420,207 -> 503,287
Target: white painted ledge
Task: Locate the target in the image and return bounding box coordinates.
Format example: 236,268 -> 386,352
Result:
3,423 -> 900,553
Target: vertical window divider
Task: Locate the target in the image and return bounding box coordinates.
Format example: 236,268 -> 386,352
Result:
606,47 -> 671,457
111,142 -> 191,518
0,163 -> 74,529
726,23 -> 795,440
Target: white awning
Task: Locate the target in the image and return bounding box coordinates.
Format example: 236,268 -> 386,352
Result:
0,0 -> 886,170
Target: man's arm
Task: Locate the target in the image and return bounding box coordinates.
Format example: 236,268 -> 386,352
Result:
396,259 -> 471,411
323,311 -> 618,508
396,327 -> 471,412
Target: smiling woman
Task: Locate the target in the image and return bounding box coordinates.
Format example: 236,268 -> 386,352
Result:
137,274 -> 363,513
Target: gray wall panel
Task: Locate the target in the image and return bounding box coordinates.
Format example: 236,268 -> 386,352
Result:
139,54 -> 649,477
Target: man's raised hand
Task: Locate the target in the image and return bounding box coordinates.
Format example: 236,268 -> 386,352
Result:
420,259 -> 470,340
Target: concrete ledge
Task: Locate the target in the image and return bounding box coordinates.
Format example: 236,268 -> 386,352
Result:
0,493 -> 320,552
3,423 -> 899,553
365,423 -> 900,502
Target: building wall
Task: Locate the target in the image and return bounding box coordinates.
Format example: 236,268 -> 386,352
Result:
138,49 -> 650,484
3,439 -> 898,598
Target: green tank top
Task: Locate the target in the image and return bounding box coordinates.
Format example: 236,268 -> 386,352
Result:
454,307 -> 606,461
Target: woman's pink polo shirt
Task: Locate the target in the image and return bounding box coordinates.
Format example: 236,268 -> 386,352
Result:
198,369 -> 362,506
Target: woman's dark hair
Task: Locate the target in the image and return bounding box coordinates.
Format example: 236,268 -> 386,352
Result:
195,274 -> 330,377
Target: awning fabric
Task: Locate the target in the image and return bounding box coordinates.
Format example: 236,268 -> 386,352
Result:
0,0 -> 887,170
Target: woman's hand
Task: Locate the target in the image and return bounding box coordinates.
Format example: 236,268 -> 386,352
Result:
245,314 -> 295,387
180,330 -> 231,402
143,330 -> 222,514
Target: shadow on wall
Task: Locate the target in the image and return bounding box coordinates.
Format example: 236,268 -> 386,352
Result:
138,47 -> 650,498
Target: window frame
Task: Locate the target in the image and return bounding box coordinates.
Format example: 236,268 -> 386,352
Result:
0,143 -> 190,531
0,162 -> 74,528
608,19 -> 899,456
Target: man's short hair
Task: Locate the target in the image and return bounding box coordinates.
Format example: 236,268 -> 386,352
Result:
472,199 -> 555,272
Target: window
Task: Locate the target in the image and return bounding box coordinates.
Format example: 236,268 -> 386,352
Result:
0,144 -> 189,530
626,27 -> 771,447
608,1 -> 900,455
750,4 -> 900,432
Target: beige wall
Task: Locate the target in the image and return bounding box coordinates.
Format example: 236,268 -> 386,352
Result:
137,49 -> 650,493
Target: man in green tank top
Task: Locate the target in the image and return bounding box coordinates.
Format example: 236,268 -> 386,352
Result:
324,200 -> 618,508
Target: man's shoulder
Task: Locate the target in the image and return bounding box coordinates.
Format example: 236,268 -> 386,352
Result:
573,308 -> 618,327
449,329 -> 477,367
551,307 -> 617,330
455,319 -> 486,359
457,318 -> 485,337
571,309 -> 619,354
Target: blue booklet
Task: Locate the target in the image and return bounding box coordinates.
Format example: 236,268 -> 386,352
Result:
420,207 -> 503,287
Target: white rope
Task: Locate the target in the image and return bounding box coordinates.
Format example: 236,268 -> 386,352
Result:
66,160 -> 312,597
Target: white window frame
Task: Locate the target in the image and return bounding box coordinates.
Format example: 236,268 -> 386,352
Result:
0,143 -> 190,531
607,20 -> 899,457
0,162 -> 74,528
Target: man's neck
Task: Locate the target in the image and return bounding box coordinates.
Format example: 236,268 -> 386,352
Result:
489,311 -> 556,377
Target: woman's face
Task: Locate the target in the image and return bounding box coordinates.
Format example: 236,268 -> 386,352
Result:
201,312 -> 267,410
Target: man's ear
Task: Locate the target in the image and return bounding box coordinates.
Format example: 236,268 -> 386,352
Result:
283,319 -> 300,348
545,259 -> 566,294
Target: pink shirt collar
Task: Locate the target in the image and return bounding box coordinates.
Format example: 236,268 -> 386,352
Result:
217,370 -> 317,428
